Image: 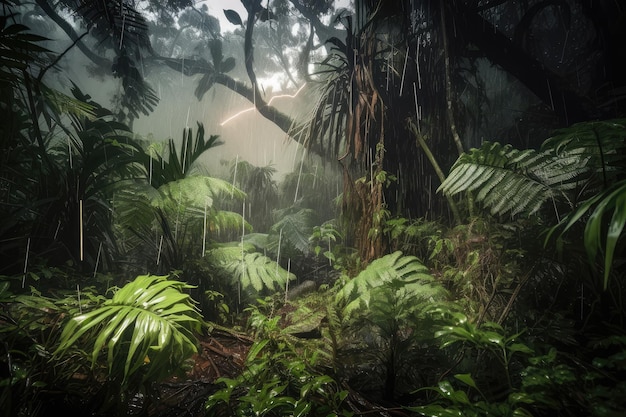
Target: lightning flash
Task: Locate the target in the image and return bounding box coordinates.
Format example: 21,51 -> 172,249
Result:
220,83 -> 307,126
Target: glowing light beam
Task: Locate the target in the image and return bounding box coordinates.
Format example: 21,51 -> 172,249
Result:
220,83 -> 307,126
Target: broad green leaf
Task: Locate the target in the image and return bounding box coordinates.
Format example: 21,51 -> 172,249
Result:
454,373 -> 478,389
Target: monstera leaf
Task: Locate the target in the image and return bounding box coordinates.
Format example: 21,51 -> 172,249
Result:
55,275 -> 202,385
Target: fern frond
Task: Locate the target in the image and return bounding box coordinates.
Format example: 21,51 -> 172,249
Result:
269,208 -> 315,254
441,121 -> 626,218
542,119 -> 626,183
439,142 -> 555,216
222,252 -> 295,293
335,251 -> 446,317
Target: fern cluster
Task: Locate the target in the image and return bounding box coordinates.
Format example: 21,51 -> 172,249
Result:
335,251 -> 447,318
439,119 -> 626,218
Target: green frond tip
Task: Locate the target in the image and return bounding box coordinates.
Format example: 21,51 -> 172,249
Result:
335,251 -> 447,318
54,274 -> 202,386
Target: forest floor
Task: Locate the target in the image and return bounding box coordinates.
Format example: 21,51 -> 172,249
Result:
148,328 -> 253,417
146,326 -> 405,417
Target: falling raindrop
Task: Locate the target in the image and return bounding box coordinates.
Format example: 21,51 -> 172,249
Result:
22,237 -> 30,288
231,154 -> 239,198
294,147 -> 306,203
386,54 -> 390,91
399,49 -> 409,96
239,199 -> 246,307
312,165 -> 318,189
560,30 -> 569,64
174,189 -> 182,240
413,82 -> 421,133
276,228 -> 283,279
428,175 -> 432,211
119,13 -> 126,49
202,197 -> 208,257
328,236 -> 332,267
546,79 -> 555,110
79,199 -> 84,262
77,284 -> 82,314
93,241 -> 103,278
561,93 -> 569,126
156,235 -> 163,265
284,258 -> 290,302
291,143 -> 299,172
369,148 -> 374,194
53,220 -> 61,240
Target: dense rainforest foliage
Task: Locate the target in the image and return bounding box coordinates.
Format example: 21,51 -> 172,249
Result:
1,0 -> 625,416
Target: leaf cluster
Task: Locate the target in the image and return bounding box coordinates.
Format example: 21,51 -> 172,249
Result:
54,274 -> 202,387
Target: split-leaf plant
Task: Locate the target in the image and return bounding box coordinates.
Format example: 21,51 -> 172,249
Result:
54,274 -> 203,415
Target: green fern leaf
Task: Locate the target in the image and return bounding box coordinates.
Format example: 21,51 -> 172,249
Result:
439,142 -> 568,217
269,208 -> 315,254
220,252 -> 295,293
440,120 -> 626,218
335,251 -> 445,317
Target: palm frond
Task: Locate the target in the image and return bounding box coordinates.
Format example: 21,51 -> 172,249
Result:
335,251 -> 446,317
0,17 -> 49,83
144,124 -> 222,188
55,274 -> 202,385
208,210 -> 250,237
